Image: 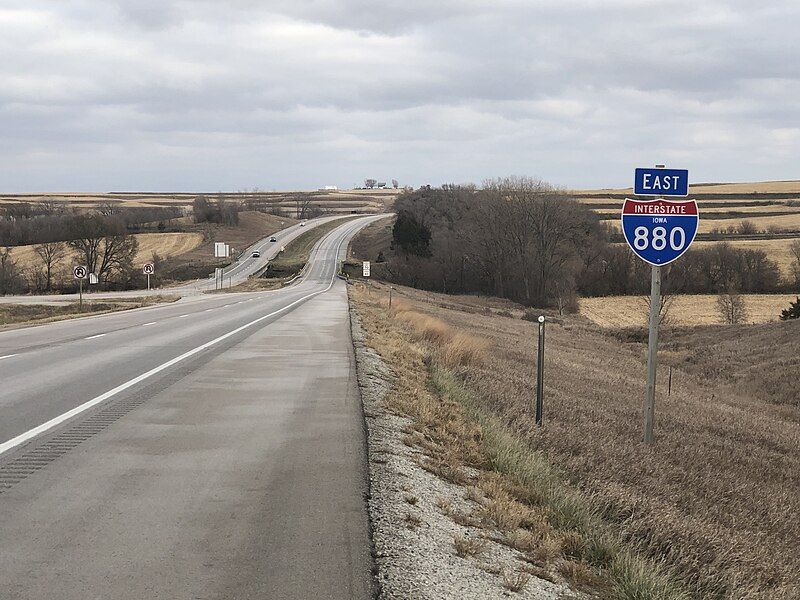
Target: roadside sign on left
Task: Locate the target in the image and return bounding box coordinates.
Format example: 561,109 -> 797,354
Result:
73,265 -> 88,310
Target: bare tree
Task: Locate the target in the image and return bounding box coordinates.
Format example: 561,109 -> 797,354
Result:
364,179 -> 377,189
790,239 -> 800,287
67,215 -> 139,283
292,193 -> 314,220
0,247 -> 22,295
34,241 -> 67,291
98,202 -> 118,217
717,282 -> 748,324
391,179 -> 399,189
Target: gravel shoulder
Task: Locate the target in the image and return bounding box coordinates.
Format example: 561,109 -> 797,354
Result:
349,303 -> 583,600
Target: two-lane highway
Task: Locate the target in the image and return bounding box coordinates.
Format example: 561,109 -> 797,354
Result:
0,214 -> 388,599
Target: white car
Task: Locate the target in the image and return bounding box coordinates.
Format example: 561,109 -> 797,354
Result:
251,251 -> 261,258
299,222 -> 306,227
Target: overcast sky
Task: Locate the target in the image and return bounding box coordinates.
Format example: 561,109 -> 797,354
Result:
1,1 -> 798,191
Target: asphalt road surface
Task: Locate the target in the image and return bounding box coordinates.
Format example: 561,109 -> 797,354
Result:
0,215 -> 387,600
0,214 -> 349,304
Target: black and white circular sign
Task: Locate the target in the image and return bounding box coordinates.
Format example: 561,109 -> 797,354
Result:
73,265 -> 88,280
142,263 -> 155,275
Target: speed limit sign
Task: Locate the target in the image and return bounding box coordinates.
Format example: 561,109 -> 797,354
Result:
73,265 -> 88,280
142,263 -> 155,275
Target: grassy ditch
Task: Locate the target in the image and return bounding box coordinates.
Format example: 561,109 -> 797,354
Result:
0,296 -> 180,329
351,288 -> 692,599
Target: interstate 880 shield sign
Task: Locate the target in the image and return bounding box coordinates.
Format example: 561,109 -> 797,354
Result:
621,198 -> 699,266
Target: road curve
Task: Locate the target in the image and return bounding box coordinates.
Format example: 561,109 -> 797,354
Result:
0,214 -> 352,304
0,214 -> 387,600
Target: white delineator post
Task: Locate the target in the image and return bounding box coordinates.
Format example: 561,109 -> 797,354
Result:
644,264 -> 661,444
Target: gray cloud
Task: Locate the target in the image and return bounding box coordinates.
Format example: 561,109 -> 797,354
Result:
0,0 -> 797,191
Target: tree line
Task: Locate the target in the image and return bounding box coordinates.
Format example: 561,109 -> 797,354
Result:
0,202 -> 181,247
383,179 -> 790,311
0,212 -> 144,295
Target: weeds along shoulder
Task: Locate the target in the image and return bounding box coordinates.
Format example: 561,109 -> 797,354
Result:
430,367 -> 690,600
366,292 -> 692,600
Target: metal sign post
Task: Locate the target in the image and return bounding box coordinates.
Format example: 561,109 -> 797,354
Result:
73,265 -> 87,311
143,263 -> 155,290
644,265 -> 661,444
535,315 -> 545,427
622,165 -> 698,444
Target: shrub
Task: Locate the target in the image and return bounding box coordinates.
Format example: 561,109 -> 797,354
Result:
780,297 -> 800,320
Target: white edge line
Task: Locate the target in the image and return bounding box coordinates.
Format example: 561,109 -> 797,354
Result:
84,334 -> 106,340
0,353 -> 19,360
0,233 -> 351,458
143,322 -> 157,326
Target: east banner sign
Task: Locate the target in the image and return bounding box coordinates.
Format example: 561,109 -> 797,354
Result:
634,168 -> 689,197
621,198 -> 699,266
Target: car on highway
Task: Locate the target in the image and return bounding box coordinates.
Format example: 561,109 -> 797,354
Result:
270,236 -> 277,242
251,251 -> 261,258
299,222 -> 305,227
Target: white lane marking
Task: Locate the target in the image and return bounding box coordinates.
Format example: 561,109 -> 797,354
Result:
142,322 -> 157,326
204,308 -> 214,312
177,314 -> 188,318
0,353 -> 19,360
84,334 -> 106,340
0,258 -> 344,458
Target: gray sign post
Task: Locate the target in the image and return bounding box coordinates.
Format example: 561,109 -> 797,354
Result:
535,315 -> 545,427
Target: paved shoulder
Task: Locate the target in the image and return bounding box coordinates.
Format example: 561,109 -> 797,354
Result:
0,282 -> 373,600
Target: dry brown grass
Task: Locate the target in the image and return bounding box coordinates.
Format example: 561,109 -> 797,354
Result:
365,285 -> 800,599
0,296 -> 179,329
352,285 -> 690,598
389,300 -> 489,369
453,534 -> 488,558
579,294 -> 795,327
502,568 -> 531,593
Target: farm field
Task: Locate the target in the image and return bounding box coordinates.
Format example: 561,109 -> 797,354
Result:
692,238 -> 799,276
605,211 -> 800,234
4,232 -> 204,271
574,179 -> 800,197
579,293 -> 796,327
0,188 -> 398,215
593,204 -> 800,216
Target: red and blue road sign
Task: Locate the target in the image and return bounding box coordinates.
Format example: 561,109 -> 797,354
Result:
621,198 -> 699,266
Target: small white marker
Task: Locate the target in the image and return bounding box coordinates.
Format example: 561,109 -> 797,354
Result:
0,353 -> 19,360
178,314 -> 188,319
142,322 -> 157,326
85,334 -> 106,340
205,308 -> 214,312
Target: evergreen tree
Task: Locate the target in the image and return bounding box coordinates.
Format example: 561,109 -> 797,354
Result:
780,297 -> 800,320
